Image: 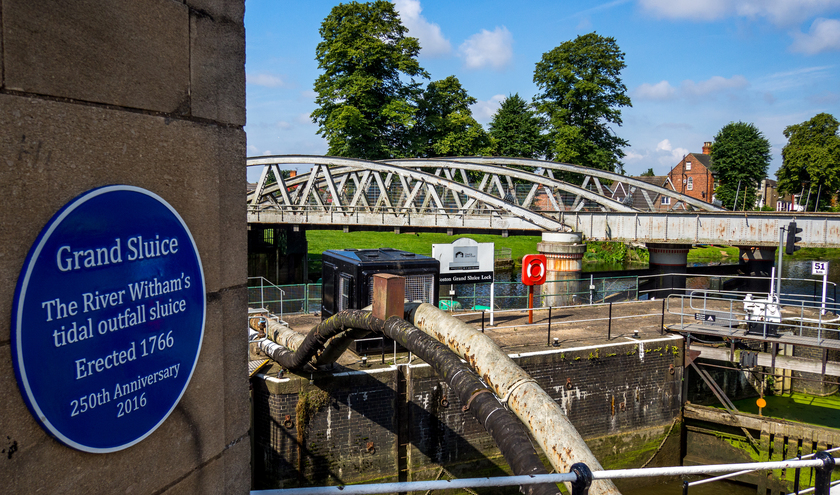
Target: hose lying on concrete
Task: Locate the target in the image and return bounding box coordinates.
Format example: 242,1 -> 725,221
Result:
250,315 -> 373,369
251,310 -> 560,495
406,303 -> 621,495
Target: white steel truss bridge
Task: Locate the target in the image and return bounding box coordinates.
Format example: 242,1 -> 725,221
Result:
246,155 -> 840,247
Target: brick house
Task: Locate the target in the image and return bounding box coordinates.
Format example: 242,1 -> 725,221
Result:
611,175 -> 680,211
666,141 -> 715,203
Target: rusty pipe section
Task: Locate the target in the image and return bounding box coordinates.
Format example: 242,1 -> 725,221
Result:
253,310 -> 560,495
249,315 -> 372,368
374,314 -> 560,495
406,303 -> 621,495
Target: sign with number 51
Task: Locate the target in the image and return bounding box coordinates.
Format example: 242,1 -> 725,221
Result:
812,261 -> 829,276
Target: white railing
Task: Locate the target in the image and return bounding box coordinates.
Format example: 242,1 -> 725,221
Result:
251,452 -> 837,495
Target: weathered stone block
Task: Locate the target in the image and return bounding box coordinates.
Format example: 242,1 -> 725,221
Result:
0,95 -> 247,344
186,0 -> 246,22
217,129 -> 249,289
190,12 -> 246,125
4,0 -> 190,113
223,286 -> 250,439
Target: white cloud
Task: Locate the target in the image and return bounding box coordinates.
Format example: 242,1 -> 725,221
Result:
296,113 -> 314,125
247,145 -> 261,156
459,26 -> 514,70
393,0 -> 452,57
655,139 -> 689,166
634,76 -> 747,101
276,121 -> 292,130
681,75 -> 749,96
791,18 -> 840,54
624,150 -> 645,162
634,80 -> 676,100
639,0 -> 840,26
735,1 -> 840,26
247,73 -> 289,88
470,94 -> 506,124
300,90 -> 318,100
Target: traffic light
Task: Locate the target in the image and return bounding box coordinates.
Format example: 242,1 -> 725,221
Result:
785,221 -> 802,255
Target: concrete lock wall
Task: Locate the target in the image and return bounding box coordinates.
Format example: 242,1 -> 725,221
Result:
0,1 -> 249,493
253,337 -> 684,489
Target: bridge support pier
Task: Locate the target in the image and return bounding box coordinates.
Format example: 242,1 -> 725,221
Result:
248,225 -> 309,285
738,246 -> 775,294
537,232 -> 586,307
647,243 -> 690,298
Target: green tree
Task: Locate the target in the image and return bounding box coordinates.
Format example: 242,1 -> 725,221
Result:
311,1 -> 428,159
640,168 -> 655,177
412,76 -> 492,157
776,113 -> 840,211
533,32 -> 632,174
488,94 -> 546,159
709,122 -> 771,210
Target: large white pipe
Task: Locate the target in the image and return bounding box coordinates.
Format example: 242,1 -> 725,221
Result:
407,303 -> 621,495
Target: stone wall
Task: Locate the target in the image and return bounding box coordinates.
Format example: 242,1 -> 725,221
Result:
253,335 -> 684,489
0,1 -> 248,493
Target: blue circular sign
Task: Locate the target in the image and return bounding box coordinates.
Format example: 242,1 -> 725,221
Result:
12,186 -> 205,453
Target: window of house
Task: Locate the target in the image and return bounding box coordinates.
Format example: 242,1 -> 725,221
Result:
661,196 -> 671,205
685,161 -> 692,171
687,177 -> 693,190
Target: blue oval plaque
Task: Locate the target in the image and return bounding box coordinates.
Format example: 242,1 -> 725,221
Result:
12,185 -> 206,453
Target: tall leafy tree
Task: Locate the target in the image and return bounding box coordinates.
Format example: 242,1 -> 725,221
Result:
533,32 -> 632,174
640,168 -> 655,177
488,93 -> 546,159
412,76 -> 492,157
709,122 -> 771,210
776,113 -> 840,211
311,1 -> 428,159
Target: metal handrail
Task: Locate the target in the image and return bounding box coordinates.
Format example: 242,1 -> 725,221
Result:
689,446 -> 840,488
666,292 -> 840,341
251,454 -> 837,495
248,276 -> 286,322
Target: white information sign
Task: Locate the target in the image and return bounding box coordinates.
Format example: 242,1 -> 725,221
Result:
812,261 -> 829,276
433,238 -> 496,324
432,238 -> 495,284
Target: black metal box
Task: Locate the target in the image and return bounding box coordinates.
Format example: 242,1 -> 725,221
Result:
321,248 -> 440,354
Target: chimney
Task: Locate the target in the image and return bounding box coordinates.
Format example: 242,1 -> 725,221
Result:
289,170 -> 297,178
702,141 -> 712,155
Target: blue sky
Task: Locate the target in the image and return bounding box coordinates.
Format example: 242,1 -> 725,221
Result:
244,0 -> 840,181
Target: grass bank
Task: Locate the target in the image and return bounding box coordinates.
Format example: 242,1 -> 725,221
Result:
687,245 -> 739,263
722,392 -> 840,430
306,230 -> 541,276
